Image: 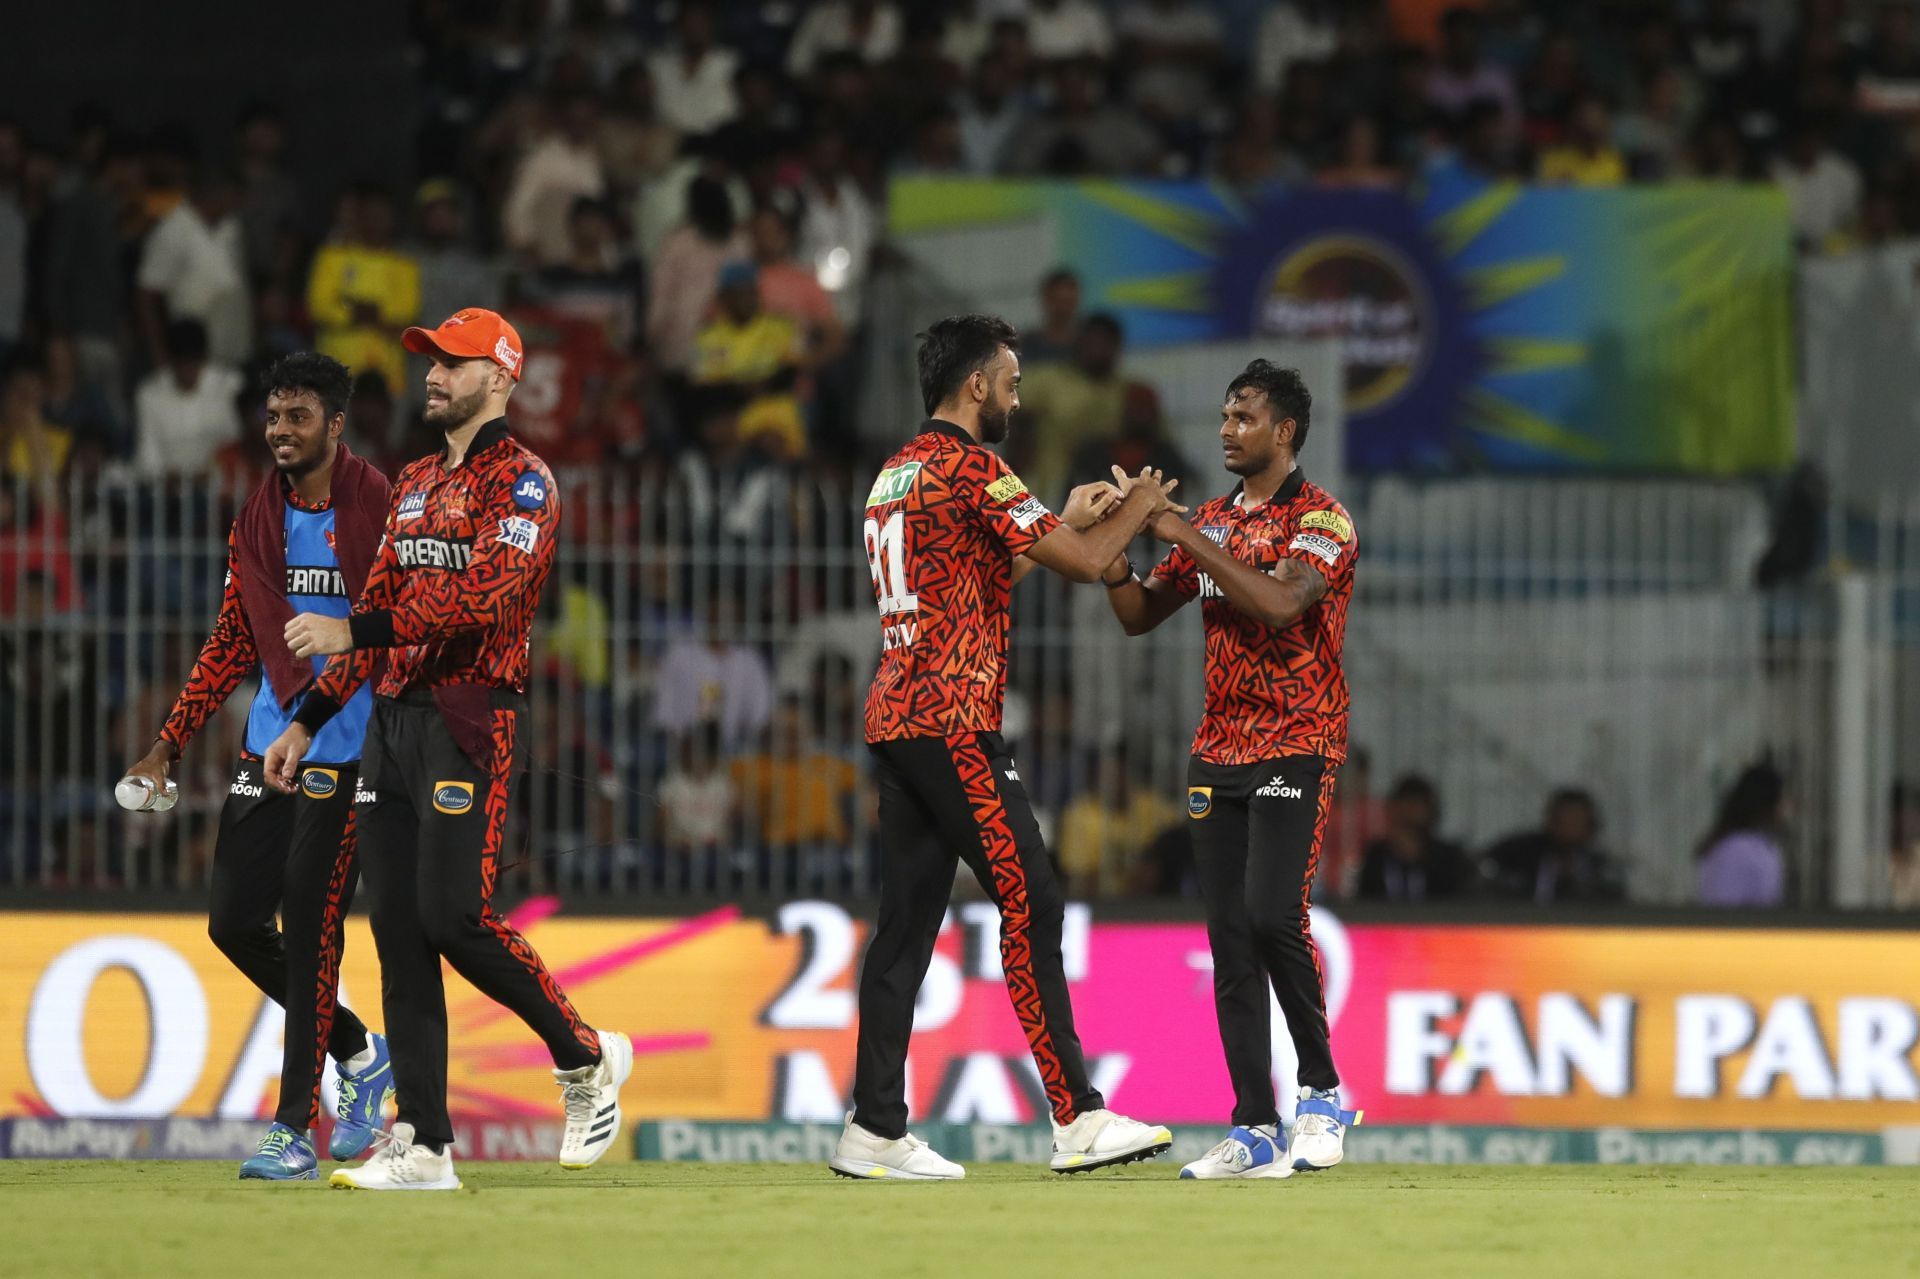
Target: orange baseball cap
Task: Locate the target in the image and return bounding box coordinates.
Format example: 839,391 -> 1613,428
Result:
402,308 -> 525,381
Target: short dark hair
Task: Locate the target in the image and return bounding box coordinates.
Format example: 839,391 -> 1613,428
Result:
164,319 -> 209,362
569,194 -> 612,224
1041,267 -> 1079,291
1226,359 -> 1313,452
917,314 -> 1018,415
263,351 -> 354,421
1390,773 -> 1438,805
1548,787 -> 1600,827
1081,311 -> 1124,343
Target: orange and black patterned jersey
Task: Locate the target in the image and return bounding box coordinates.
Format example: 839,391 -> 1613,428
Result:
159,530 -> 256,755
1150,468 -> 1355,766
862,419 -> 1062,742
295,419 -> 559,730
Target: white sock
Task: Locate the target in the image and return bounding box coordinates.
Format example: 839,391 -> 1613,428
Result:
339,1043 -> 377,1076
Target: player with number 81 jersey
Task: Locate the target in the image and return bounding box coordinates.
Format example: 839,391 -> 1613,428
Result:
860,420 -> 1058,741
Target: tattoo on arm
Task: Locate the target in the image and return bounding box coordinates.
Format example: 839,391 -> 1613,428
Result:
1275,558 -> 1329,611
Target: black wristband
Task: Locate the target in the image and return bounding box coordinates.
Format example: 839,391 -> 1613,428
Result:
1104,559 -> 1136,588
291,693 -> 344,736
349,609 -> 396,650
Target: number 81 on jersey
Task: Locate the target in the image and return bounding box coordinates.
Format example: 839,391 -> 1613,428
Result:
864,512 -> 920,650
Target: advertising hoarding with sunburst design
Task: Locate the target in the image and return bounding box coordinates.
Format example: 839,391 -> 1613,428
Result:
892,177 -> 1795,474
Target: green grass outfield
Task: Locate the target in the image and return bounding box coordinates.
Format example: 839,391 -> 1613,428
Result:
3,1161 -> 1916,1279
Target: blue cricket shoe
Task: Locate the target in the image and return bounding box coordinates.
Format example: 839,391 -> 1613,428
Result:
1290,1087 -> 1362,1171
329,1032 -> 395,1161
1179,1124 -> 1293,1179
239,1123 -> 319,1181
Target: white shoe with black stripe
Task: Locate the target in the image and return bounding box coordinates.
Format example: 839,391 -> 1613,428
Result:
556,1030 -> 632,1169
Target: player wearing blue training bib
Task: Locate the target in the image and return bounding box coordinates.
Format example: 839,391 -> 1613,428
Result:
123,354 -> 394,1182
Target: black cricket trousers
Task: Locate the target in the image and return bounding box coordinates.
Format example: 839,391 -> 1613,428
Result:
208,754 -> 369,1131
853,730 -> 1103,1139
356,691 -> 600,1148
1187,754 -> 1341,1128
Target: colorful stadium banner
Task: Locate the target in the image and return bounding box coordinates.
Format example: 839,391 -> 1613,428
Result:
889,178 -> 1796,475
2,905 -> 1915,1138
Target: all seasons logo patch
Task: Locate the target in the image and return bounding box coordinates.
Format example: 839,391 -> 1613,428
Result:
432,781 -> 475,815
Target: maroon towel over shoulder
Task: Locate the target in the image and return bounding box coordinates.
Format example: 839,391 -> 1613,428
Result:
232,442 -> 391,707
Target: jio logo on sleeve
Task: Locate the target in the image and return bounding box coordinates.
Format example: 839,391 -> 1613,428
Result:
512,472 -> 547,510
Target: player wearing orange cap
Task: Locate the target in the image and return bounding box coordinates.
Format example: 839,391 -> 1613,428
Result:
264,308 -> 631,1190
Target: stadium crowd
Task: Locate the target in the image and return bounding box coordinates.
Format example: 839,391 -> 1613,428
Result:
3,0 -> 1920,902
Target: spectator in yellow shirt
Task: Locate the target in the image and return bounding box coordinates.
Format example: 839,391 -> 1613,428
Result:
307,183 -> 421,395
693,260 -> 806,458
1538,95 -> 1628,187
731,697 -> 861,850
1056,748 -> 1181,897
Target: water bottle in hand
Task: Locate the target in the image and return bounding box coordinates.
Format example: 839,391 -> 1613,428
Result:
114,775 -> 179,813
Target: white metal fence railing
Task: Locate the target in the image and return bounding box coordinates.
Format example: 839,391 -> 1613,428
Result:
0,467 -> 1910,906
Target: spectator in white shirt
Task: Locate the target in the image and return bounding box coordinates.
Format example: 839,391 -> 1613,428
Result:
1255,2 -> 1340,96
501,92 -> 608,267
655,720 -> 740,874
1022,0 -> 1114,63
651,597 -> 775,751
136,170 -> 251,370
795,132 -> 878,326
941,1 -> 995,69
957,57 -> 1032,173
1117,0 -> 1223,122
133,320 -> 244,476
1426,6 -> 1521,138
1770,119 -> 1863,252
646,1 -> 741,137
787,1 -> 903,77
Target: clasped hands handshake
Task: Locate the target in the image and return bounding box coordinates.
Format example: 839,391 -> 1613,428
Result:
1060,465 -> 1189,537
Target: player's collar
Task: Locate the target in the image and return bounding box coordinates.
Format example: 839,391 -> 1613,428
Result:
1228,467 -> 1306,511
923,418 -> 975,444
443,416 -> 512,467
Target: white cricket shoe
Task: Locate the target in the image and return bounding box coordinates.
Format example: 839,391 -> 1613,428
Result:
827,1114 -> 965,1180
1179,1125 -> 1293,1180
327,1123 -> 460,1191
1289,1087 -> 1360,1172
1050,1109 -> 1173,1173
557,1030 -> 633,1169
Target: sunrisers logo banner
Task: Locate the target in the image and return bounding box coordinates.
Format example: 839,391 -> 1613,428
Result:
0,910 -> 1914,1132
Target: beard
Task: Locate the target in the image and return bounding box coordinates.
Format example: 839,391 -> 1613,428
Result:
424,385 -> 489,431
980,390 -> 1012,444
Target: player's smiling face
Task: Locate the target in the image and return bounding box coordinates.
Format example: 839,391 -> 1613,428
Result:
263,390 -> 339,477
1220,387 -> 1292,477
